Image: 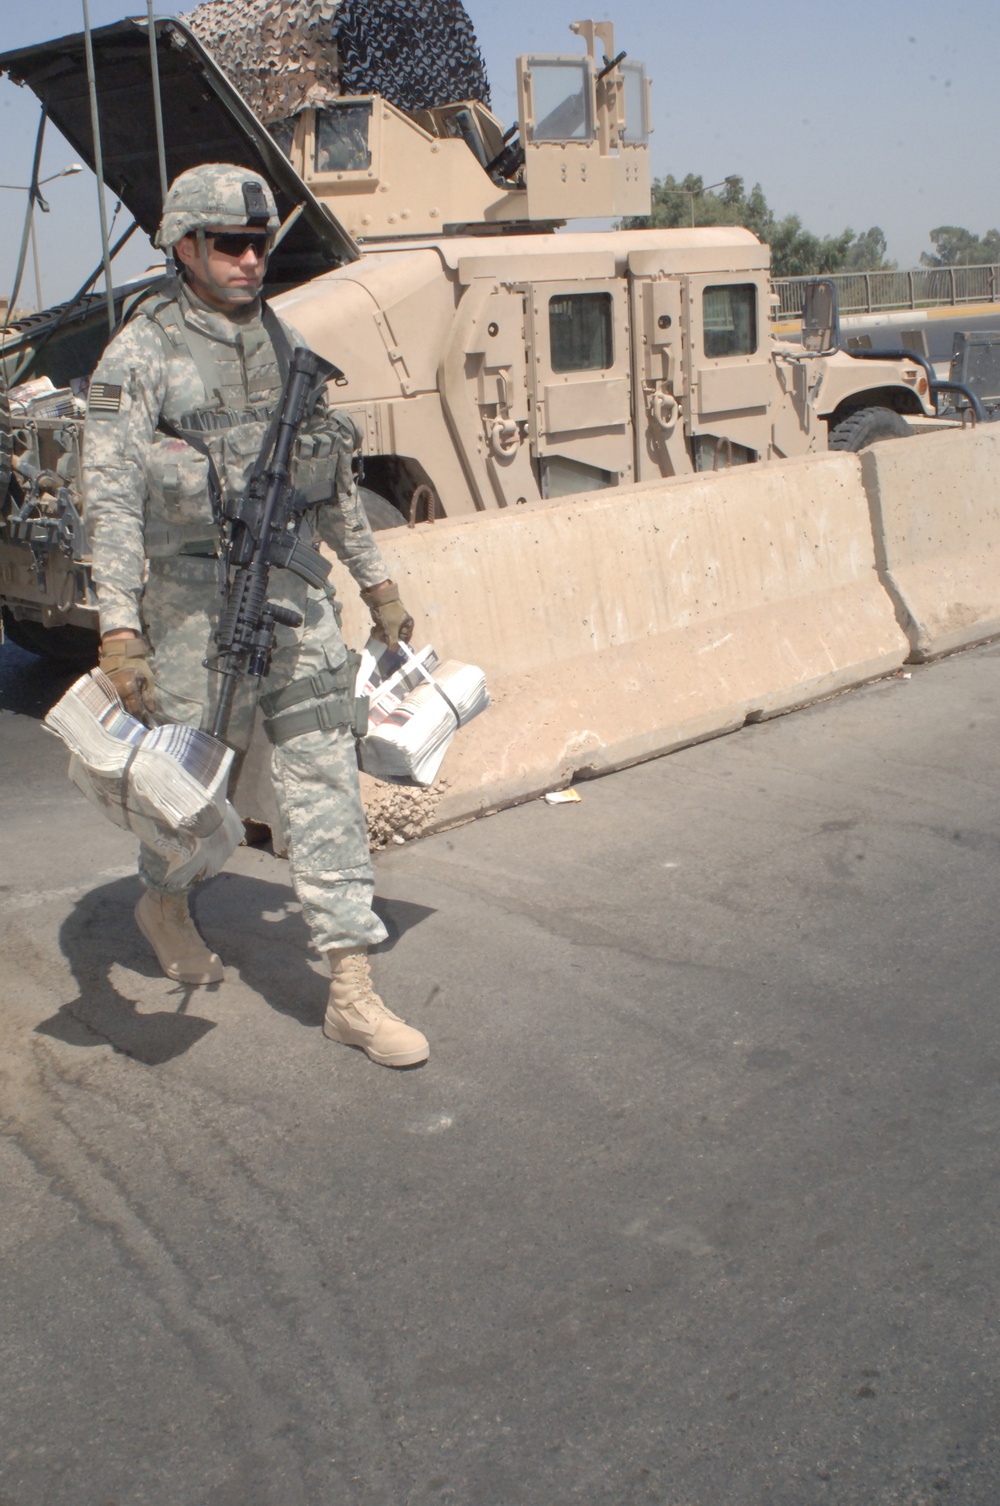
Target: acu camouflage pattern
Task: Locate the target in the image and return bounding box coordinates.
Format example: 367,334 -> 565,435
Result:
155,163 -> 280,251
82,277 -> 389,950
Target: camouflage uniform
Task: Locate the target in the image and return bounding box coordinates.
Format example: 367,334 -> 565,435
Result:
83,277 -> 389,952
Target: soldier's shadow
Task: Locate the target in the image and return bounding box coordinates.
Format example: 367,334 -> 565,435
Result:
38,868 -> 435,1067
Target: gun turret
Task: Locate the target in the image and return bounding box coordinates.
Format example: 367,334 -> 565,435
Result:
184,2 -> 651,239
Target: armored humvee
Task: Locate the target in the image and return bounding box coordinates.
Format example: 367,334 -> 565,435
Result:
0,6 -> 951,659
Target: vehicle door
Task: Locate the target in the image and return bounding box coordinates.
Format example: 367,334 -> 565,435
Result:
526,279 -> 634,497
628,268 -> 690,480
682,273 -> 773,467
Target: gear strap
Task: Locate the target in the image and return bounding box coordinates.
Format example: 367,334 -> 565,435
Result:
259,653 -> 369,745
261,304 -> 293,386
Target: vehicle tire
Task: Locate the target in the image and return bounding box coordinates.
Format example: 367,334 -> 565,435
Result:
1,609 -> 99,665
359,486 -> 406,530
828,405 -> 911,452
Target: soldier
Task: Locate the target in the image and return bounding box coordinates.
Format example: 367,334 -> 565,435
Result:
83,162 -> 428,1068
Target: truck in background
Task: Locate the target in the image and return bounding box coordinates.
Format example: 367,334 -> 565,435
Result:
0,7 -> 965,659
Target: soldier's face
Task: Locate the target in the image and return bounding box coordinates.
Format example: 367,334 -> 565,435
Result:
175,226 -> 269,309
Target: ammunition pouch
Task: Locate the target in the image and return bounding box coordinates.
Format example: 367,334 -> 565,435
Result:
145,519 -> 219,558
175,405 -> 273,433
259,652 -> 369,746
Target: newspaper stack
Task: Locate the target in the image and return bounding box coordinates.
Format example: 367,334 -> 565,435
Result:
44,671 -> 244,890
7,375 -> 81,420
357,638 -> 489,786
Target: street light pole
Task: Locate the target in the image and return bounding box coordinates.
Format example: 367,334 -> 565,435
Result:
30,218 -> 43,312
0,165 -> 85,195
0,164 -> 83,315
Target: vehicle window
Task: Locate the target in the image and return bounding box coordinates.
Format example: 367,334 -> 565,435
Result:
315,102 -> 372,172
703,284 -> 758,358
528,60 -> 593,142
621,63 -> 649,145
549,292 -> 614,372
269,118 -> 296,160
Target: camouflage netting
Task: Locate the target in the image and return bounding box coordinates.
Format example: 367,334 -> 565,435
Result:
335,0 -> 489,111
184,0 -> 490,125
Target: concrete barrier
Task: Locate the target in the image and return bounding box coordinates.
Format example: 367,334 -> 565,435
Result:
860,426 -> 1000,661
235,448 -> 902,838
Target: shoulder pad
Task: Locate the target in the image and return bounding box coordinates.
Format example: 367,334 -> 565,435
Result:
121,276 -> 184,330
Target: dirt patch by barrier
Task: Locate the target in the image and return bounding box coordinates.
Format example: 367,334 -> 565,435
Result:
359,771 -> 445,850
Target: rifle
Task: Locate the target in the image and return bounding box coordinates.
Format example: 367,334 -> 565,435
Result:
208,345 -> 338,741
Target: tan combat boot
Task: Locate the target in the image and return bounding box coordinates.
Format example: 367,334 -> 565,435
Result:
323,947 -> 429,1067
134,889 -> 224,985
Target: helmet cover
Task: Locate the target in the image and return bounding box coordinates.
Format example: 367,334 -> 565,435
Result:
156,163 -> 280,250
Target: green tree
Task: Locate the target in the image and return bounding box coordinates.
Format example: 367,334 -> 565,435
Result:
921,226 -> 1000,266
623,175 -> 895,276
767,217 -> 852,278
842,226 -> 896,272
623,173 -> 745,229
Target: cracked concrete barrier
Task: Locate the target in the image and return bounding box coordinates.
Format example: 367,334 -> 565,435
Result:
287,448 -> 906,835
860,426 -> 1000,661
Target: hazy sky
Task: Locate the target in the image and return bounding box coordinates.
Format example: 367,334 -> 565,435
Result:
3,0 -> 1000,307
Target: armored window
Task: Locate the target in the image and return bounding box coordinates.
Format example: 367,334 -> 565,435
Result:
703,285 -> 758,358
527,60 -> 594,142
315,102 -> 372,173
621,63 -> 649,145
269,118 -> 296,161
549,292 -> 614,373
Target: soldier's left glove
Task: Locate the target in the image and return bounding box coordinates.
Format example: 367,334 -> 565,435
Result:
99,635 -> 156,722
361,580 -> 414,650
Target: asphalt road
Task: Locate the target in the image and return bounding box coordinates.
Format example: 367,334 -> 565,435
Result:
779,308 -> 1000,367
2,635 -> 1000,1506
837,309 -> 1000,365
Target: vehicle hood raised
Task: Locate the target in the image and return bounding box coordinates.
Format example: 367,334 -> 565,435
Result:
0,16 -> 360,288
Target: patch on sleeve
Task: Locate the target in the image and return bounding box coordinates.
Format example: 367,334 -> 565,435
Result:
88,374 -> 125,416
89,381 -> 123,414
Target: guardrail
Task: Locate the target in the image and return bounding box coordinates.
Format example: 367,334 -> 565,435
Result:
773,265 -> 1000,320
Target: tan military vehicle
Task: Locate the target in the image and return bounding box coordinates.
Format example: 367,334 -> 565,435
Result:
0,5 -> 952,657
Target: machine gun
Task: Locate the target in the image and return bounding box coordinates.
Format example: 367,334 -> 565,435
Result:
208,345 -> 338,741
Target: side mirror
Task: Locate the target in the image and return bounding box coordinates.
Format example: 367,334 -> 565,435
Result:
801,279 -> 840,352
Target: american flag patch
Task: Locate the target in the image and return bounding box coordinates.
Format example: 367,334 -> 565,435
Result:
89,381 -> 123,414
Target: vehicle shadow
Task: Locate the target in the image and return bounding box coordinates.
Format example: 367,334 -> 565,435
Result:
0,637 -> 85,718
37,869 -> 436,1067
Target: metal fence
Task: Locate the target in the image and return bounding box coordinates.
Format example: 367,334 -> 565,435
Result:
773,265 -> 1000,320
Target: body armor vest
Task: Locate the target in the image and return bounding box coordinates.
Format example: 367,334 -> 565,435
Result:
128,283 -> 347,560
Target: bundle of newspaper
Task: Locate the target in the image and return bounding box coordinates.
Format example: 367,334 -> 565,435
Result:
7,374 -> 82,420
357,638 -> 489,786
43,671 -> 244,890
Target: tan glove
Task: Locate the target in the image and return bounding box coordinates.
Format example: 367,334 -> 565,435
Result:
98,635 -> 156,721
361,580 -> 414,650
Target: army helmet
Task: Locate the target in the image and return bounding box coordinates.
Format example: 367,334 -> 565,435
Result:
155,163 -> 280,250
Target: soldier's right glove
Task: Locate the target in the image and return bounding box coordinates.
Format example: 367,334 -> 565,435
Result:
98,635 -> 156,722
361,580 -> 415,650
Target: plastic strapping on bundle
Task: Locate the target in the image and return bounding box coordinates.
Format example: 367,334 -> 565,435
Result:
398,642 -> 461,731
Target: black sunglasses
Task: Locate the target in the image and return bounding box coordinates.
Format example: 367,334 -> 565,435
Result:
206,231 -> 271,258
